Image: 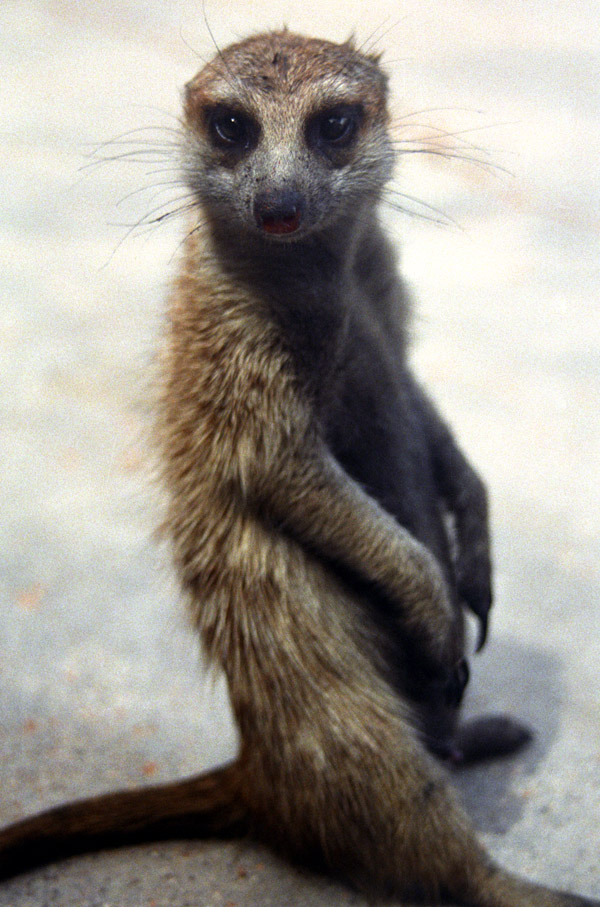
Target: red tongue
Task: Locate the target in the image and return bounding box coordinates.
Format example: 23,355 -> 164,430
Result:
261,210 -> 301,234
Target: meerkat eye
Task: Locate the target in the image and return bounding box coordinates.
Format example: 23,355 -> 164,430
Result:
320,112 -> 354,144
208,107 -> 256,150
308,105 -> 362,153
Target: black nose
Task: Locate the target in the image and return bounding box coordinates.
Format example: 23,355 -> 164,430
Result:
253,188 -> 305,235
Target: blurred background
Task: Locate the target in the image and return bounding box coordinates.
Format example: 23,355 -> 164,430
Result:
1,2 -> 598,904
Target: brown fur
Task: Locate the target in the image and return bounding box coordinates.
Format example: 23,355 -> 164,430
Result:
0,31 -> 596,906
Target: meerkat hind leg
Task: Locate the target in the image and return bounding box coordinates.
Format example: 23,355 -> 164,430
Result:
453,715 -> 534,765
256,723 -> 595,907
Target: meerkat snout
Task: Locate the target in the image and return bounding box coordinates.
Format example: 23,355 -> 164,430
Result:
253,187 -> 305,235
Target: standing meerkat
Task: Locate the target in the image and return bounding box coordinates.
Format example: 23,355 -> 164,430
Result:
0,30 -> 597,906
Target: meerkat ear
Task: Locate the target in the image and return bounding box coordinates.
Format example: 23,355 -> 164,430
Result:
364,44 -> 385,65
344,30 -> 384,64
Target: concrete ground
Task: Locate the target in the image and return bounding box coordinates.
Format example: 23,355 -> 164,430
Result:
0,1 -> 598,904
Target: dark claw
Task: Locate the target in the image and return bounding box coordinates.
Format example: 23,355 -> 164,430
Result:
458,580 -> 491,651
475,612 -> 488,651
445,657 -> 470,708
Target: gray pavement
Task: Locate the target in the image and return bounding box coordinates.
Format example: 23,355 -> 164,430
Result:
1,1 -> 598,904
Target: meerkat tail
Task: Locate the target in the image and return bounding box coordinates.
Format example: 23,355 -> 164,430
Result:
458,863 -> 600,907
493,872 -> 600,907
0,761 -> 246,881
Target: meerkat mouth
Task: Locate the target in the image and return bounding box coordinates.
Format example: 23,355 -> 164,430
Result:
259,210 -> 303,235
253,188 -> 305,236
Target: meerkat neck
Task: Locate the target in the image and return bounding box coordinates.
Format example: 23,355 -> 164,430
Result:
205,195 -> 381,297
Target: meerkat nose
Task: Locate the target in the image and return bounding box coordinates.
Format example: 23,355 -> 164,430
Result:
254,188 -> 305,235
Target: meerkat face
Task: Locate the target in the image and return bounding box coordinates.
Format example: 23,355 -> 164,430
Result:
182,31 -> 394,242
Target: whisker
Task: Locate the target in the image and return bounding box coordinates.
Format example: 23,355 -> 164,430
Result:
127,104 -> 184,123
390,123 -> 516,159
393,145 -> 511,176
197,0 -> 238,91
391,127 -> 490,157
80,150 -> 178,172
392,106 -> 487,122
86,125 -> 183,150
91,139 -> 181,150
115,179 -> 184,208
126,194 -> 198,228
178,23 -> 210,66
170,214 -> 210,261
80,126 -> 184,174
355,16 -> 402,56
388,108 -> 517,181
383,200 -> 455,229
102,199 -> 198,264
384,188 -> 462,230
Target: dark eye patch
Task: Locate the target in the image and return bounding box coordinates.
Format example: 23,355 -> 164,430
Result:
207,106 -> 259,153
306,104 -> 363,156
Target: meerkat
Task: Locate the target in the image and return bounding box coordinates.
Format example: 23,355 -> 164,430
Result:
0,30 -> 597,906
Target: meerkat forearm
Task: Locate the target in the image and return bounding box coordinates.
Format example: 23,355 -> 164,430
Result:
412,380 -> 492,642
251,438 -> 457,669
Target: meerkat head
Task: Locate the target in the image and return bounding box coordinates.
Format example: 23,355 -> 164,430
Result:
182,31 -> 394,242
